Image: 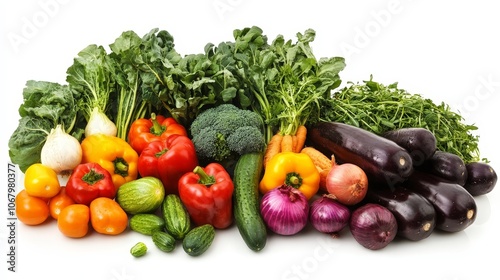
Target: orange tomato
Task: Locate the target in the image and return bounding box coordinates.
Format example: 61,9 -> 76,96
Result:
49,187 -> 75,220
15,190 -> 50,225
24,163 -> 61,198
90,197 -> 128,235
57,204 -> 90,238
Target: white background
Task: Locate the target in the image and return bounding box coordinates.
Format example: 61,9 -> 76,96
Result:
1,1 -> 499,280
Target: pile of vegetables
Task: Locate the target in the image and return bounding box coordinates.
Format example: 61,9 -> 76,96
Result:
10,26 -> 498,256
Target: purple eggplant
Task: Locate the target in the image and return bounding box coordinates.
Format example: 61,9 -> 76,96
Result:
308,121 -> 413,188
405,169 -> 476,233
364,186 -> 436,241
463,162 -> 497,196
419,150 -> 468,186
382,127 -> 437,167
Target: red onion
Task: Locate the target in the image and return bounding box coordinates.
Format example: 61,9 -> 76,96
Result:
349,203 -> 397,250
260,185 -> 309,236
309,195 -> 350,234
326,163 -> 368,206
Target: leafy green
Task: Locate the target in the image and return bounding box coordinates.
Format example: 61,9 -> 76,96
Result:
319,77 -> 482,163
66,44 -> 115,121
266,29 -> 345,136
107,28 -> 238,129
8,80 -> 84,172
127,29 -> 184,122
108,30 -> 150,139
226,26 -> 346,142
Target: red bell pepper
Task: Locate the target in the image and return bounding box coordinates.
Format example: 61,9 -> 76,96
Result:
128,113 -> 188,155
138,134 -> 198,195
65,162 -> 116,205
178,163 -> 234,229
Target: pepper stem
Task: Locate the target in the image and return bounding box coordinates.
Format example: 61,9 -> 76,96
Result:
285,172 -> 303,189
82,168 -> 105,185
155,148 -> 168,158
194,166 -> 216,186
113,158 -> 129,177
150,113 -> 166,136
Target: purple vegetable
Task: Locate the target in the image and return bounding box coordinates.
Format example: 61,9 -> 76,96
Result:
309,195 -> 350,234
260,185 -> 309,236
463,162 -> 497,196
349,203 -> 397,250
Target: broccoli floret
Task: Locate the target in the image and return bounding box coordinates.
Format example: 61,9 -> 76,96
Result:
190,108 -> 218,136
190,104 -> 265,163
227,126 -> 266,155
192,127 -> 232,162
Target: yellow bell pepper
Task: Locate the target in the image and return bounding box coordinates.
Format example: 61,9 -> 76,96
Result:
81,133 -> 139,189
24,163 -> 61,198
259,152 -> 320,200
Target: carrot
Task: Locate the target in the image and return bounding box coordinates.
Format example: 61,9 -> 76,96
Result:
281,134 -> 294,153
294,125 -> 308,152
292,135 -> 298,153
263,132 -> 283,167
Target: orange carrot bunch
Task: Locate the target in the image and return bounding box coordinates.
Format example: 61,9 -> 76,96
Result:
263,125 -> 308,167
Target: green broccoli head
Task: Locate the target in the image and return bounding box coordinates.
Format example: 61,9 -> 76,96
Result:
190,104 -> 265,162
227,126 -> 266,155
191,127 -> 232,162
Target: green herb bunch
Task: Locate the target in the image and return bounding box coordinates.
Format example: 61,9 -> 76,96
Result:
319,77 -> 483,163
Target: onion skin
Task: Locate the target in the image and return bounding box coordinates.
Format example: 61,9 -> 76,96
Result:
85,107 -> 117,137
309,195 -> 350,234
260,185 -> 309,236
349,203 -> 398,250
326,163 -> 368,206
41,124 -> 82,174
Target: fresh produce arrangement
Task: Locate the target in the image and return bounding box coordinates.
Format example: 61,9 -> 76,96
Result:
9,26 -> 497,256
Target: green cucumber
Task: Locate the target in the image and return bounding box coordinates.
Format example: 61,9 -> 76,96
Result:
116,177 -> 165,214
182,224 -> 215,256
130,242 -> 147,257
129,214 -> 165,236
162,194 -> 191,240
152,231 -> 176,252
233,152 -> 267,251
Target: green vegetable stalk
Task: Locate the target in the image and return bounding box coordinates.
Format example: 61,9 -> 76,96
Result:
66,44 -> 117,137
108,30 -> 150,140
